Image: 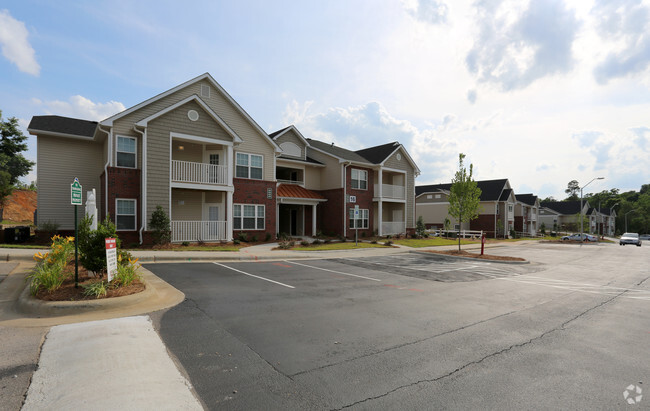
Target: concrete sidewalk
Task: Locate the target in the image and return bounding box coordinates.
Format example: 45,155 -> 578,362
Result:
22,316 -> 203,410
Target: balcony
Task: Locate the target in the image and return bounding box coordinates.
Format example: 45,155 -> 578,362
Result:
374,183 -> 406,200
277,179 -> 304,186
171,160 -> 228,186
172,220 -> 228,243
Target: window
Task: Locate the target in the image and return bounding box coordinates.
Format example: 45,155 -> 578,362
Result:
236,153 -> 263,179
233,204 -> 265,230
349,208 -> 369,229
116,199 -> 136,230
116,136 -> 136,168
351,169 -> 367,190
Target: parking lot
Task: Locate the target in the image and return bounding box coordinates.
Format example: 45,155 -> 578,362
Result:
145,243 -> 650,410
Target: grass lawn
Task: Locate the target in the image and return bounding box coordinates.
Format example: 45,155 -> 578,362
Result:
0,244 -> 48,249
293,242 -> 391,251
392,237 -> 477,248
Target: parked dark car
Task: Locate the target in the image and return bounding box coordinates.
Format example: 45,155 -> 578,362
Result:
639,234 -> 650,242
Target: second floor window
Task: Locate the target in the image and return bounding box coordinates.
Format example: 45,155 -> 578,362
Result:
351,169 -> 367,190
236,153 -> 263,179
116,136 -> 136,168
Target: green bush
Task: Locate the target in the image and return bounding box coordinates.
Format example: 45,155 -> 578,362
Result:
149,205 -> 171,245
28,235 -> 75,295
312,239 -> 322,245
265,232 -> 272,242
233,239 -> 240,245
83,281 -> 108,298
251,235 -> 258,242
278,240 -> 294,249
237,232 -> 248,242
300,240 -> 309,247
384,240 -> 393,246
416,216 -> 426,237
78,215 -> 119,275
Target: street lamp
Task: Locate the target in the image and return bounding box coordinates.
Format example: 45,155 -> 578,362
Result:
610,203 -> 619,236
625,209 -> 638,233
580,177 -> 604,243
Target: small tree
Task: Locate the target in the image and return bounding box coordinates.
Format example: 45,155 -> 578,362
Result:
150,205 -> 171,245
0,111 -> 35,213
415,216 -> 426,238
443,217 -> 451,238
565,180 -> 580,201
448,153 -> 482,251
78,215 -> 119,274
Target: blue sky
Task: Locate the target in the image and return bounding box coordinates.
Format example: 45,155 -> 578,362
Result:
1,0 -> 649,199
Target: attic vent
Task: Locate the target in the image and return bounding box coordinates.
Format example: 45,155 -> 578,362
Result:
201,85 -> 210,98
396,153 -> 402,161
187,110 -> 199,121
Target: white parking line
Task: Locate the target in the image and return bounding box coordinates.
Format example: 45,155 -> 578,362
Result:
213,263 -> 295,289
286,260 -> 382,282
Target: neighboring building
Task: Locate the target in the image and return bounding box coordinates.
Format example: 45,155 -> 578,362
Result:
416,179 -> 517,238
539,200 -> 590,232
514,194 -> 539,236
587,207 -> 616,236
28,73 -> 419,243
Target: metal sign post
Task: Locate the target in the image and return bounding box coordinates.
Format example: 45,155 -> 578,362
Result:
71,178 -> 82,288
354,205 -> 359,246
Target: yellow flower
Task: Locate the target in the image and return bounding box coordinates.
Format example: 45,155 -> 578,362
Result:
128,257 -> 139,265
33,252 -> 44,261
66,236 -> 75,243
51,234 -> 61,241
118,254 -> 122,262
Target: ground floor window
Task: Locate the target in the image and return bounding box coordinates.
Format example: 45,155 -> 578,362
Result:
234,204 -> 265,230
116,199 -> 136,230
349,208 -> 369,229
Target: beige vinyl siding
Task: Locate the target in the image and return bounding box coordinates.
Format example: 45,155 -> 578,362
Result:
307,149 -> 342,190
304,166 -> 322,191
146,102 -> 234,223
415,202 -> 465,228
171,141 -> 203,162
276,130 -> 305,159
383,147 -> 416,227
37,135 -> 104,230
111,79 -> 276,179
171,189 -> 202,220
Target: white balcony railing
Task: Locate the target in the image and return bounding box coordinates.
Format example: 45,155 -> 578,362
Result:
172,221 -> 227,243
382,221 -> 406,235
374,184 -> 406,200
171,160 -> 228,185
277,179 -> 304,186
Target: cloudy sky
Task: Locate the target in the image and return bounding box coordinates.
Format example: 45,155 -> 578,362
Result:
1,0 -> 649,199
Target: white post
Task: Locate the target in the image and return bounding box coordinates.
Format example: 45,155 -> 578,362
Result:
226,191 -> 233,241
227,145 -> 234,186
312,204 -> 317,236
378,200 -> 383,237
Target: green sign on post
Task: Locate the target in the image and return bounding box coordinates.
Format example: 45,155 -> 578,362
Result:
71,178 -> 82,287
71,178 -> 82,205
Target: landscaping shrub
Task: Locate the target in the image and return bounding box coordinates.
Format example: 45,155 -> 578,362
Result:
182,241 -> 190,246
233,239 -> 241,245
384,240 -> 393,246
278,240 -> 295,249
78,215 -> 119,274
149,205 -> 171,245
300,240 -> 310,247
416,216 -> 426,238
323,239 -> 331,244
251,235 -> 258,242
265,232 -> 272,242
28,235 -> 75,295
312,239 -> 322,245
237,233 -> 248,242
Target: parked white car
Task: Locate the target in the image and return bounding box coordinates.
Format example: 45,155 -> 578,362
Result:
620,233 -> 642,246
562,233 -> 597,242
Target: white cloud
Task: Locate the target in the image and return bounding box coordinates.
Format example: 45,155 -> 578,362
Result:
35,95 -> 125,121
405,0 -> 449,25
465,0 -> 579,91
0,9 -> 40,76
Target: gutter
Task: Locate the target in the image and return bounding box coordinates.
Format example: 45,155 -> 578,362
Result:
98,125 -> 112,220
133,126 -> 147,245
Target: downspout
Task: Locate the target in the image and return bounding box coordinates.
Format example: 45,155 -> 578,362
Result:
342,161 -> 351,237
98,125 -> 112,221
134,126 -> 146,245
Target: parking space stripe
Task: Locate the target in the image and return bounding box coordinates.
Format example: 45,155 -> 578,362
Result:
285,260 -> 382,282
213,263 -> 295,289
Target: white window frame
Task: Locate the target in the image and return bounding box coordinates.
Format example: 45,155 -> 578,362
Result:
115,198 -> 137,231
116,135 -> 137,168
235,152 -> 263,180
233,204 -> 265,230
349,208 -> 369,229
351,169 -> 368,190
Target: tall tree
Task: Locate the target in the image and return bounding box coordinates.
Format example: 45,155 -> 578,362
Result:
564,180 -> 580,201
448,153 -> 482,251
0,111 -> 35,211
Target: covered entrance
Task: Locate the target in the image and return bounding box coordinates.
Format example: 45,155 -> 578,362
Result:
276,184 -> 326,237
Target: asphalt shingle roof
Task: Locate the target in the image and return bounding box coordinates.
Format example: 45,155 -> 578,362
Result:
516,194 -> 538,206
540,200 -> 586,215
355,141 -> 400,164
416,179 -> 509,202
277,155 -> 324,165
306,139 -> 370,164
28,115 -> 98,138
269,126 -> 292,139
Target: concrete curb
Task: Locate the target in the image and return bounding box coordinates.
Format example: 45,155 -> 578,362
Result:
13,266 -> 185,322
409,250 -> 530,265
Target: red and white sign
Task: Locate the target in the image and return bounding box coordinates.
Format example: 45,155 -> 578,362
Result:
106,238 -> 118,282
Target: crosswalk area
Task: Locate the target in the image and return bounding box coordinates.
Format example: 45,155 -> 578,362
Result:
331,254 -> 522,283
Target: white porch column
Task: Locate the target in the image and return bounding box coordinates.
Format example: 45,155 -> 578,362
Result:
378,200 -> 383,236
378,168 -> 383,197
312,204 -> 317,236
227,145 -> 233,186
226,191 -> 233,241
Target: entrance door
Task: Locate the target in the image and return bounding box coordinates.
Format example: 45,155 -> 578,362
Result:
205,205 -> 220,240
290,209 -> 298,236
203,150 -> 221,184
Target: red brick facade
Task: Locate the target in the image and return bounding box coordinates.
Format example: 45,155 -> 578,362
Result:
345,166 -> 375,238
470,214 -> 496,236
317,188 -> 344,236
106,167 -> 141,245
233,178 -> 276,239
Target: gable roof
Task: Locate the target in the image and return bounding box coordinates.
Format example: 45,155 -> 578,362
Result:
306,138 -> 371,164
499,188 -> 514,201
540,200 -> 587,215
28,115 -> 98,139
416,179 -> 510,202
516,193 -> 539,206
355,141 -> 400,163
101,72 -> 280,151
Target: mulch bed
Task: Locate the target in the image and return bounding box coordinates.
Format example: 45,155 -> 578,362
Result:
34,262 -> 145,301
420,249 -> 526,261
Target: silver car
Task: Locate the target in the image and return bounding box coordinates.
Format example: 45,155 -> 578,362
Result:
619,232 -> 642,246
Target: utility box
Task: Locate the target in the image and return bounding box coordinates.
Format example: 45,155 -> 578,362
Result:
4,226 -> 30,244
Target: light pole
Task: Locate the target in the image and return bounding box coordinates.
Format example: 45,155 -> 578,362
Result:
625,209 -> 638,233
610,203 -> 619,236
580,177 -> 604,242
